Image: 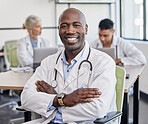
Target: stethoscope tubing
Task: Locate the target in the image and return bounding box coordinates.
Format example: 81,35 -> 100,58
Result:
52,47 -> 92,88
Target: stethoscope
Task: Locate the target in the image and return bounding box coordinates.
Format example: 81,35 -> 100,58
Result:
51,47 -> 93,88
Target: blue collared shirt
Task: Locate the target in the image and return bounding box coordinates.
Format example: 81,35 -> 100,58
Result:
30,37 -> 38,48
48,47 -> 85,123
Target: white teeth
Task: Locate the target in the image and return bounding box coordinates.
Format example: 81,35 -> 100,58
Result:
67,38 -> 77,41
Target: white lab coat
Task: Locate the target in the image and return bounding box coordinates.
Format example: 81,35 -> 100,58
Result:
17,35 -> 50,67
90,36 -> 147,65
21,41 -> 116,124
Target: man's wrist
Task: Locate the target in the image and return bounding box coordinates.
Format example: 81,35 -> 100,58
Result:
57,93 -> 66,107
53,96 -> 60,107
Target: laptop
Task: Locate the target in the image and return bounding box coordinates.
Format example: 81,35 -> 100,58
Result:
96,47 -> 115,60
33,47 -> 58,71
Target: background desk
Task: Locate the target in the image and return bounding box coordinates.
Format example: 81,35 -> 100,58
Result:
0,71 -> 33,122
0,71 -> 33,90
121,65 -> 145,124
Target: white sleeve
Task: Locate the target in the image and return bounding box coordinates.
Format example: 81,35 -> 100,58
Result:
119,39 -> 146,65
21,57 -> 57,118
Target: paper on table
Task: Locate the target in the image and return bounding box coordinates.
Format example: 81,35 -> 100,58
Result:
11,67 -> 33,72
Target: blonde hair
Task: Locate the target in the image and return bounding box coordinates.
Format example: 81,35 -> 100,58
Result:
22,15 -> 41,29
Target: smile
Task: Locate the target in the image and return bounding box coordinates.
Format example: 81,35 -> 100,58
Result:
67,37 -> 77,41
66,37 -> 78,44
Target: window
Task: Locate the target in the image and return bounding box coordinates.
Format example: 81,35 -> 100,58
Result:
121,0 -> 144,40
146,0 -> 148,40
56,0 -> 115,3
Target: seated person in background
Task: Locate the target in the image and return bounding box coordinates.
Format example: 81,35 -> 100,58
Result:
17,15 -> 50,67
21,8 -> 117,123
90,18 -> 146,65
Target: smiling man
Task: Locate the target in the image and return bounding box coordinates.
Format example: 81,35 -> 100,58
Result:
21,8 -> 116,124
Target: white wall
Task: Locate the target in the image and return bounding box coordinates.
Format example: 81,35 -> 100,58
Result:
131,41 -> 148,94
0,0 -> 116,49
0,0 -> 56,49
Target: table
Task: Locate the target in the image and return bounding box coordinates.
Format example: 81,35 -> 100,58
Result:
121,65 -> 145,124
0,71 -> 33,122
0,71 -> 33,90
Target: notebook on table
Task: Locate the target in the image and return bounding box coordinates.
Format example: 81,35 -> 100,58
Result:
33,47 -> 58,71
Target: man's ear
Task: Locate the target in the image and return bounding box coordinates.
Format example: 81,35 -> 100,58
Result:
85,24 -> 88,35
112,29 -> 115,34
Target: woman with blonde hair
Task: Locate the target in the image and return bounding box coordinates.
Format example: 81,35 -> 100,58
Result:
17,15 -> 50,67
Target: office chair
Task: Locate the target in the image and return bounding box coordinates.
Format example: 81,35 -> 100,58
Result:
3,40 -> 20,96
4,40 -> 19,70
94,66 -> 126,124
0,40 -> 18,93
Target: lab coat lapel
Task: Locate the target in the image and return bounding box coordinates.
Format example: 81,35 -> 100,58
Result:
54,52 -> 64,85
111,36 -> 118,47
26,35 -> 33,57
97,39 -> 104,48
37,37 -> 42,48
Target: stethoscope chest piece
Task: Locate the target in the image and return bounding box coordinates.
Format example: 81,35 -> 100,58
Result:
51,80 -> 58,88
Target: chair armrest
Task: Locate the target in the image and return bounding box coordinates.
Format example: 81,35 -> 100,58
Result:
94,111 -> 122,124
16,106 -> 32,122
16,106 -> 29,112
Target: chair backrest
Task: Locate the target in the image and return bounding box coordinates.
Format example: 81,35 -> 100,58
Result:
115,66 -> 126,123
4,40 -> 19,69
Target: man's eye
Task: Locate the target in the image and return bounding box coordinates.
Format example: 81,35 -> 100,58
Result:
60,25 -> 68,29
74,24 -> 81,28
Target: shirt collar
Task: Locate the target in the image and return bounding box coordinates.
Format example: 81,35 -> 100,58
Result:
61,45 -> 86,65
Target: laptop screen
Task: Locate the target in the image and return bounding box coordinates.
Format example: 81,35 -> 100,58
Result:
96,48 -> 115,60
33,47 -> 58,71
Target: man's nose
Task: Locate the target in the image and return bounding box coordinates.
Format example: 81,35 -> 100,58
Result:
100,36 -> 105,41
66,25 -> 75,34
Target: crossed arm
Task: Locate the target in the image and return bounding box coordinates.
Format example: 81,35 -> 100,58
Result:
35,80 -> 101,107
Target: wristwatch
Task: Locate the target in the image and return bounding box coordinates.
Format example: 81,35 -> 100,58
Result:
57,93 -> 66,107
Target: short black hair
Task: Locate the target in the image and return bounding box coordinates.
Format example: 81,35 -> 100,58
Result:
99,18 -> 114,30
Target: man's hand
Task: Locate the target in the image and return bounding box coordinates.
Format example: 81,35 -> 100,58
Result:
115,59 -> 121,65
35,80 -> 57,94
115,58 -> 124,66
63,88 -> 101,107
115,58 -> 121,65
